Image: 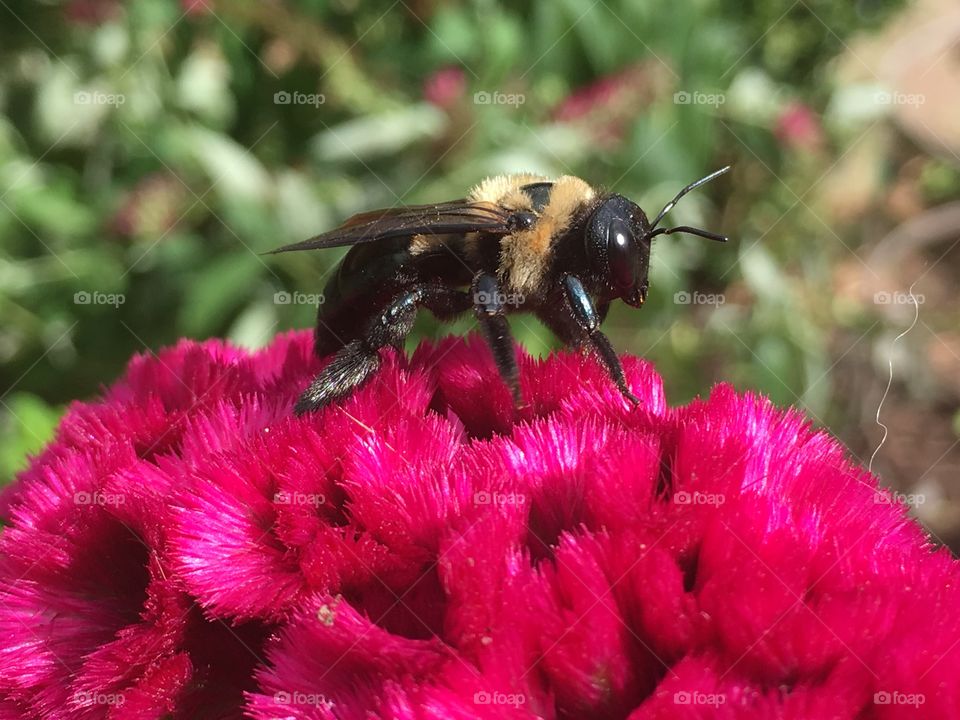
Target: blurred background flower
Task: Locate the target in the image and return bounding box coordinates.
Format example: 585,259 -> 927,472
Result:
1,0 -> 959,552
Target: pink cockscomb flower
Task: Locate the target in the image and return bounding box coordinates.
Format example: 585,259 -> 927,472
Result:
0,341 -> 272,718
1,330 -> 959,718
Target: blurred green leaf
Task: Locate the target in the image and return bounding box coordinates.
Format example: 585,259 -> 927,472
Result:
177,44 -> 234,127
178,252 -> 263,337
311,104 -> 446,162
189,126 -> 272,202
0,393 -> 62,485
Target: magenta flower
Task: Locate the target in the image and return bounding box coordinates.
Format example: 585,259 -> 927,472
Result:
1,330 -> 958,718
0,340 -> 270,718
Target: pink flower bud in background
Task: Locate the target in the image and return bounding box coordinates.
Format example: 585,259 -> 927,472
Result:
109,172 -> 187,240
64,0 -> 120,26
423,67 -> 467,109
553,64 -> 657,147
775,101 -> 825,152
182,0 -> 214,16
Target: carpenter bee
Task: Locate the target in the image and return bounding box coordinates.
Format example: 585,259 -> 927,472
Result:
269,167 -> 730,414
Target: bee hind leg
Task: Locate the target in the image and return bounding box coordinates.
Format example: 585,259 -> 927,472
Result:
295,284 -> 471,415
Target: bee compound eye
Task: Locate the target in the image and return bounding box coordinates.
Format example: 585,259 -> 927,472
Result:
607,217 -> 637,290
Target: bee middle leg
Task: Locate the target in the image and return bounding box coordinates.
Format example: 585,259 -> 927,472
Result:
471,271 -> 522,404
540,274 -> 639,405
294,284 -> 471,415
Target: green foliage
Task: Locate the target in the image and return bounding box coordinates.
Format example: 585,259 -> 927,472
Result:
0,394 -> 61,483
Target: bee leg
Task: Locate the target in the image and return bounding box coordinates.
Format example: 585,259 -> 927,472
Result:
295,285 -> 469,414
471,272 -> 522,404
558,274 -> 640,405
295,338 -> 382,414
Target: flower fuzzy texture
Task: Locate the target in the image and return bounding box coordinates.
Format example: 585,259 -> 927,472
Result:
1,330 -> 958,719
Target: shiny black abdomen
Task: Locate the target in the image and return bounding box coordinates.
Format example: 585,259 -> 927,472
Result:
314,235 -> 474,355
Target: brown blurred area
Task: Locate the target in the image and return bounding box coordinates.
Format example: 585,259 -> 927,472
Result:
819,0 -> 960,549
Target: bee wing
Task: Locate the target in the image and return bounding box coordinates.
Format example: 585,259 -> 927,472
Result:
266,200 -> 513,254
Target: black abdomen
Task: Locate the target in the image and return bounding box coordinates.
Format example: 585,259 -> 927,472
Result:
314,235 -> 473,355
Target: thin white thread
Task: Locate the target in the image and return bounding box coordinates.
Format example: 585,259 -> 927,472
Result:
869,281 -> 920,474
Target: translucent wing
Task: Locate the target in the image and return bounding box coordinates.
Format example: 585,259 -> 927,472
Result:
266,200 -> 513,254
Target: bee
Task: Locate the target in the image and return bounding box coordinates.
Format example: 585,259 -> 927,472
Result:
269,167 -> 730,414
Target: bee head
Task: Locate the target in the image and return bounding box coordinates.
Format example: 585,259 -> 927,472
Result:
586,167 -> 731,309
586,195 -> 651,308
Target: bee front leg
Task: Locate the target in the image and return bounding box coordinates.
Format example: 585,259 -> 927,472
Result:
556,274 -> 639,405
295,284 -> 470,414
472,272 -> 522,404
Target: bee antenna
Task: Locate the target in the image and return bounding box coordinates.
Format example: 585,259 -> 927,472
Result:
649,165 -> 731,230
646,225 -> 728,243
